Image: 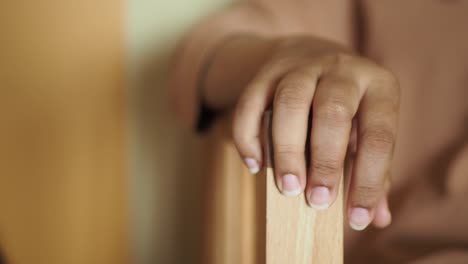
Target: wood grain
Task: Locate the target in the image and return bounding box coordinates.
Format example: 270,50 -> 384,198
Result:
206,113 -> 343,263
260,111 -> 343,264
258,167 -> 343,264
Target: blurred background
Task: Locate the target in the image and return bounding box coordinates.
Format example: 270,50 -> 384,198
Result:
0,0 -> 230,263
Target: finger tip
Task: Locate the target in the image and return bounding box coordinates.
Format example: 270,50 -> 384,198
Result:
244,158 -> 260,174
349,207 -> 372,231
307,186 -> 332,210
280,174 -> 302,197
308,202 -> 330,210
373,209 -> 392,228
373,197 -> 392,228
350,222 -> 369,231
282,189 -> 302,197
249,167 -> 260,174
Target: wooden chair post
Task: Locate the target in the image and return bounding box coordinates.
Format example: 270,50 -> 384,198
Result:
205,112 -> 343,264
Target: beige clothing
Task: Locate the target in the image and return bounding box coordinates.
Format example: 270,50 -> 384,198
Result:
171,1 -> 468,263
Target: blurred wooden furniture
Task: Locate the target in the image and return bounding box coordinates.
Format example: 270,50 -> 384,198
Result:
0,1 -> 130,263
204,112 -> 343,264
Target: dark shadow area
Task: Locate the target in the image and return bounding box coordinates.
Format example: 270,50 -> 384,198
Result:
0,248 -> 5,264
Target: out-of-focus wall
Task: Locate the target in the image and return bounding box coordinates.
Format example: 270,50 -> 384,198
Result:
126,1 -> 231,263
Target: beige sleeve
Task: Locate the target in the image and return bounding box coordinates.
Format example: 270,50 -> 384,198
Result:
168,0 -> 354,129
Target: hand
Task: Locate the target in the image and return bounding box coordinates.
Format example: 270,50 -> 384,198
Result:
232,36 -> 400,231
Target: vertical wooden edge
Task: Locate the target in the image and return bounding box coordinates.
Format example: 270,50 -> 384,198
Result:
260,110 -> 344,264
205,117 -> 259,264
240,165 -> 256,264
255,111 -> 271,264
202,123 -> 225,264
262,111 -> 273,168
205,110 -> 343,264
255,168 -> 267,264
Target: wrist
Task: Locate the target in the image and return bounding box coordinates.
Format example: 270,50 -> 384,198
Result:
202,35 -> 277,110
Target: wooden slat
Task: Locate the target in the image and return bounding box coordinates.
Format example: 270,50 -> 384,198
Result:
204,119 -> 257,264
206,113 -> 343,263
258,168 -> 343,264
259,111 -> 343,264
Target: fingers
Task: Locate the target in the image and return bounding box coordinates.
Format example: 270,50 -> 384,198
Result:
373,177 -> 392,228
233,60 -> 295,174
348,76 -> 399,230
233,50 -> 400,230
373,197 -> 392,228
272,67 -> 320,196
232,82 -> 269,174
306,76 -> 363,209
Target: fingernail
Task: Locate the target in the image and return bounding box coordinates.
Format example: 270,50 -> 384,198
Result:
281,174 -> 301,196
349,207 -> 371,231
308,186 -> 331,210
244,158 -> 259,174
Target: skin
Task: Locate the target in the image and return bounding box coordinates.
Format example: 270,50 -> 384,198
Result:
203,34 -> 400,231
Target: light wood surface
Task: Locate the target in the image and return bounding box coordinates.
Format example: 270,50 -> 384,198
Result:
0,1 -> 130,263
259,167 -> 343,264
206,113 -> 343,264
260,112 -> 343,264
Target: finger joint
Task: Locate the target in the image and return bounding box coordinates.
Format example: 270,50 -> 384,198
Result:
360,127 -> 395,157
275,84 -> 310,111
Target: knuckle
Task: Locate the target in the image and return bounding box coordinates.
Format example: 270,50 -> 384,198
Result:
380,68 -> 399,85
267,56 -> 296,72
282,70 -> 318,89
311,157 -> 342,178
275,143 -> 304,157
275,84 -> 310,110
333,52 -> 354,66
360,127 -> 395,156
314,99 -> 354,124
374,68 -> 400,92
